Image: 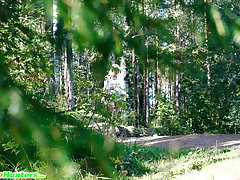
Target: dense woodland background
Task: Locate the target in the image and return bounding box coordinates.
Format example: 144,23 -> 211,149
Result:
1,0 -> 240,179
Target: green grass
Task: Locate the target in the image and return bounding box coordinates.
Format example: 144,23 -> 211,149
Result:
1,140 -> 240,180
123,145 -> 240,180
175,157 -> 240,180
84,142 -> 240,179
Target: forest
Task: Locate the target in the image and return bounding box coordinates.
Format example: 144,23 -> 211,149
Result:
1,0 -> 240,179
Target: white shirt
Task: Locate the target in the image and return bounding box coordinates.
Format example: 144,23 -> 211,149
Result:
103,74 -> 127,99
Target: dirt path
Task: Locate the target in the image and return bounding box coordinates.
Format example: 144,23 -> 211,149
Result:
122,134 -> 240,149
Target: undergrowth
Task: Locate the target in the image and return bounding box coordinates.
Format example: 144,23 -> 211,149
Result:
74,143 -> 240,179
1,139 -> 239,180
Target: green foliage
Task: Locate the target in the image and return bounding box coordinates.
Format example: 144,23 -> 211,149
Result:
0,0 -> 118,178
1,0 -> 240,178
180,53 -> 240,134
73,73 -> 128,129
0,0 -> 52,97
224,98 -> 240,134
111,143 -> 169,176
110,143 -> 238,179
150,96 -> 181,135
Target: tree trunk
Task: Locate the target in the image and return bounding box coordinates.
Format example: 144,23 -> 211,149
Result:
143,66 -> 146,126
132,49 -> 137,125
85,50 -> 90,100
155,39 -> 161,96
175,71 -> 180,118
53,0 -> 59,85
136,59 -> 140,127
59,56 -> 62,95
174,0 -> 180,118
204,0 -> 210,86
155,64 -> 158,95
65,6 -> 74,110
48,0 -> 59,100
146,39 -> 149,124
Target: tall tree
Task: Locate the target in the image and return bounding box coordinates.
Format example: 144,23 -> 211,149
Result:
132,48 -> 137,124
174,0 -> 181,118
146,37 -> 150,124
136,58 -> 141,127
65,4 -> 74,110
204,0 -> 210,86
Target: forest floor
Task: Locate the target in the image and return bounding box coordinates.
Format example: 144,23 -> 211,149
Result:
122,134 -> 240,149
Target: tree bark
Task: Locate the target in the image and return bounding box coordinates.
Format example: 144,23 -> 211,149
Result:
174,0 -> 180,118
53,0 -> 59,82
65,5 -> 74,110
136,59 -> 140,127
85,50 -> 90,100
146,39 -> 149,124
143,65 -> 146,126
132,49 -> 137,124
155,39 -> 161,95
204,0 -> 210,86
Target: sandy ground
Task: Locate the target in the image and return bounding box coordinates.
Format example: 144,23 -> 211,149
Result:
122,134 -> 240,149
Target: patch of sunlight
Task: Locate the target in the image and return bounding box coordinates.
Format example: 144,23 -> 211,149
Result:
175,158 -> 240,180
